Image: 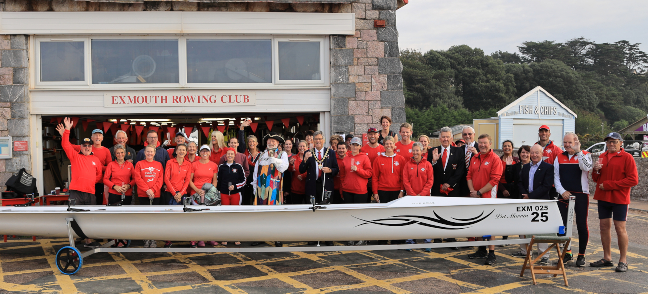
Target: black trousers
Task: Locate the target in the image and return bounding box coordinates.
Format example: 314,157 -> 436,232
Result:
343,192 -> 367,203
558,193 -> 589,255
139,197 -> 162,205
160,191 -> 173,205
289,193 -> 307,204
94,183 -> 104,205
378,190 -> 400,203
108,193 -> 132,205
332,189 -> 343,204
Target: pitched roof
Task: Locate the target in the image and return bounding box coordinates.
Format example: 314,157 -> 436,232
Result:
497,86 -> 577,118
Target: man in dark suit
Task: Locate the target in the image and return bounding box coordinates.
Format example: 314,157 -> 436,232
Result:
299,130 -> 339,204
429,127 -> 465,197
518,144 -> 555,264
299,130 -> 339,246
519,145 -> 554,200
458,126 -> 478,196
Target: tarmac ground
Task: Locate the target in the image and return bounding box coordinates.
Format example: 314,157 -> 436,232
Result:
1,202 -> 648,294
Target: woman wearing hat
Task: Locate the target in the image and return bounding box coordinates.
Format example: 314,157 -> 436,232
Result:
251,132 -> 289,206
188,144 -> 218,248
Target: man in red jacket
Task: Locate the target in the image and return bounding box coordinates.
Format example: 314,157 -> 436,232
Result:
467,134 -> 503,265
57,117 -> 102,248
536,125 -> 562,200
591,132 -> 638,272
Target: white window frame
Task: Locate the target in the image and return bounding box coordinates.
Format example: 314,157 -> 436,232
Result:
184,35 -> 274,88
33,35 -> 330,89
35,38 -> 90,86
273,36 -> 329,86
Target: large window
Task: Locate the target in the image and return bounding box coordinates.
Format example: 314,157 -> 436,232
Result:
91,39 -> 179,84
187,39 -> 272,84
35,36 -> 328,88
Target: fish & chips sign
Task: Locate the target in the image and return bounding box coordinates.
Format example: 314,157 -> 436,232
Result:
104,92 -> 255,107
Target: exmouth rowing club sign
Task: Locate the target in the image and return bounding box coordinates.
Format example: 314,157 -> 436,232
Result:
104,92 -> 256,107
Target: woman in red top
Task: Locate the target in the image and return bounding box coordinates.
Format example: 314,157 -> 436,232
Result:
185,141 -> 199,163
372,136 -> 406,203
103,144 -> 135,205
133,145 -> 164,248
209,131 -> 229,163
289,141 -> 309,204
419,135 -> 431,161
403,142 -> 434,196
498,140 -> 519,199
189,145 -> 218,197
164,143 -> 192,206
340,137 -> 373,203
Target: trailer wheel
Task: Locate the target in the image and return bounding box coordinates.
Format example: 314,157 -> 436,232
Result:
56,246 -> 82,275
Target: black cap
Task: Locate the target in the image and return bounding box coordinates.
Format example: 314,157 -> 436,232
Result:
81,138 -> 92,145
604,132 -> 622,141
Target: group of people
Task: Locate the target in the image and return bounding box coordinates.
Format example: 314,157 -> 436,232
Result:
58,115 -> 638,272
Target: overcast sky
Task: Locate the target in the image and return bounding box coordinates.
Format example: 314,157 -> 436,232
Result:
395,0 -> 647,55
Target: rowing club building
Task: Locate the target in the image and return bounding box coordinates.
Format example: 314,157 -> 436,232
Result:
0,0 -> 409,194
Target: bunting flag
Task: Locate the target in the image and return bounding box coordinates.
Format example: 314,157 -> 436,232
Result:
149,126 -> 159,133
101,122 -> 112,134
296,115 -> 304,125
135,125 -> 145,137
265,120 -> 274,132
250,122 -> 258,133
167,126 -> 177,138
184,126 -> 193,137
49,118 -> 56,124
70,117 -> 79,128
120,123 -> 130,132
201,126 -> 211,138
81,120 -> 90,131
110,124 -> 118,136
56,117 -> 63,124
281,118 -> 291,128
217,125 -> 226,133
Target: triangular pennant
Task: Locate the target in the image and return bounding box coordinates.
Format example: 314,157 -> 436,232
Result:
250,122 -> 258,133
217,125 -> 225,133
296,116 -> 304,125
265,120 -> 274,132
149,126 -> 159,132
49,117 -> 56,124
96,122 -> 102,132
135,125 -> 145,136
70,117 -> 79,128
201,126 -> 211,138
167,126 -> 177,138
82,120 -> 89,131
184,126 -> 193,137
281,118 -> 290,129
120,123 -> 130,132
102,122 -> 112,134
110,124 -> 118,136
56,117 -> 63,124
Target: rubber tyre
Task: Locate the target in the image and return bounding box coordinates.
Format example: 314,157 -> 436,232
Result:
56,246 -> 82,275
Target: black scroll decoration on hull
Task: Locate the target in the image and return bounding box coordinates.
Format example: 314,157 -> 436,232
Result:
353,210 -> 495,230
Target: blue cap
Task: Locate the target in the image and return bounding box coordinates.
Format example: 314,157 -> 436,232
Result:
92,129 -> 103,135
604,132 -> 622,141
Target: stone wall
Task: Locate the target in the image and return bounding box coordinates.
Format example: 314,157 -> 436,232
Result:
331,0 -> 405,136
0,35 -> 30,190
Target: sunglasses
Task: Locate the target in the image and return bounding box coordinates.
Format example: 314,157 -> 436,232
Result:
81,144 -> 92,147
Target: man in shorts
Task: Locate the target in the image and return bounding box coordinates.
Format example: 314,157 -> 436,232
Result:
57,117 -> 103,247
591,132 -> 638,272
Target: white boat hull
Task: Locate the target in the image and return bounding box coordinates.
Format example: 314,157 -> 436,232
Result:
0,196 -> 563,241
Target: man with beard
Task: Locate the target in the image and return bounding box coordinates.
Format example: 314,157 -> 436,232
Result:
72,128 -> 112,205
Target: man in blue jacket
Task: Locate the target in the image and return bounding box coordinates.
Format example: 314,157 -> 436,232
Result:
135,130 -> 170,170
517,144 -> 555,264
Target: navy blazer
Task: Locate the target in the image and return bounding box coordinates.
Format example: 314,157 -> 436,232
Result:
299,147 -> 339,197
518,161 -> 554,200
429,145 -> 465,197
